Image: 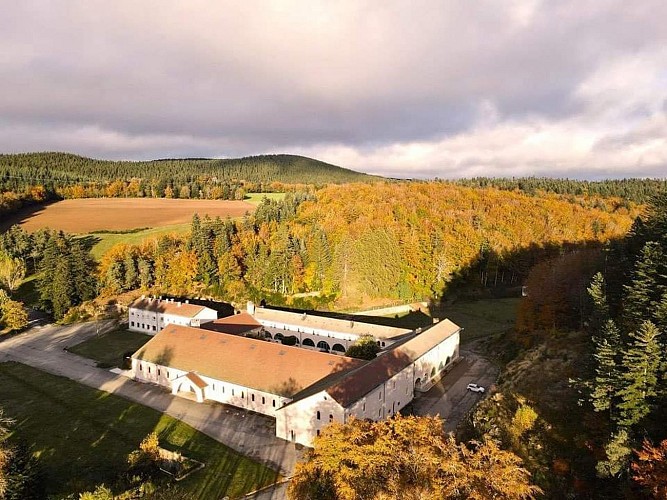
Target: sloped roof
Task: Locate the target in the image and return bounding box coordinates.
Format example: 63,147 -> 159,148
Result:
185,372 -> 208,389
253,307 -> 413,340
129,297 -> 211,319
200,312 -> 262,335
132,324 -> 365,397
324,319 -> 460,407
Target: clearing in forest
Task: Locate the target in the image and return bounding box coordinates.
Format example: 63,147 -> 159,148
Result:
7,198 -> 256,233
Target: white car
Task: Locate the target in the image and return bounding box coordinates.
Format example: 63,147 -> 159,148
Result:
466,383 -> 485,393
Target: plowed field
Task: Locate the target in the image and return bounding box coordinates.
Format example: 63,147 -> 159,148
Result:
9,198 -> 255,233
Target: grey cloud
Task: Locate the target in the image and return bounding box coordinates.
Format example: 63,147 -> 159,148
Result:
0,1 -> 666,178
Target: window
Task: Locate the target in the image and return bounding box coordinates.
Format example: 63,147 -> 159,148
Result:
232,389 -> 235,396
317,430 -> 320,436
251,394 -> 255,402
317,411 -> 321,420
148,366 -> 151,374
378,409 -> 381,417
152,326 -> 156,331
241,391 -> 245,399
272,399 -> 276,407
362,403 -> 366,412
378,392 -> 382,400
262,396 -> 265,404
131,321 -> 135,327
329,414 -> 333,423
222,386 -> 225,393
157,368 -> 161,376
139,363 -> 142,371
212,383 -> 215,391
166,370 -> 169,378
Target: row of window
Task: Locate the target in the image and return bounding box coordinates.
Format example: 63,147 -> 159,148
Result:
130,321 -> 157,331
137,363 -> 280,409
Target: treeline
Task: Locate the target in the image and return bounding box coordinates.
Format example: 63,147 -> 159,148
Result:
455,177 -> 667,204
0,152 -> 372,217
94,182 -> 635,309
0,152 -> 370,191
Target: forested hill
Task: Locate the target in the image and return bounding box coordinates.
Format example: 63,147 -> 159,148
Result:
0,152 -> 374,189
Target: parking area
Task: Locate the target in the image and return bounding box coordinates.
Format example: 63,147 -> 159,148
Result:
412,350 -> 498,431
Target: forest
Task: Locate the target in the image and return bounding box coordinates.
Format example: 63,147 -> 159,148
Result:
461,191 -> 667,498
0,181 -> 637,323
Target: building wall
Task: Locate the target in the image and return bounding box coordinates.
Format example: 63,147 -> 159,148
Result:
412,331 -> 460,392
345,364 -> 414,422
275,391 -> 345,447
131,358 -> 290,418
128,304 -> 217,335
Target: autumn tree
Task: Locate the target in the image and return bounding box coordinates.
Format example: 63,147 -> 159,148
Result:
288,414 -> 540,500
632,439 -> 667,499
0,300 -> 28,332
0,253 -> 26,295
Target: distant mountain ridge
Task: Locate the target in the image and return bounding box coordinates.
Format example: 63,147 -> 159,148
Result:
0,152 -> 376,187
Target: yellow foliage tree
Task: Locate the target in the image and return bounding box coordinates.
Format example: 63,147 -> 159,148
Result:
288,414 -> 541,500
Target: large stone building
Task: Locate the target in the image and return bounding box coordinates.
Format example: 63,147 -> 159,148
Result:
128,296 -> 218,335
130,313 -> 460,446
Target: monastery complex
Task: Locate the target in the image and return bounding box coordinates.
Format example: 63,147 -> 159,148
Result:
128,297 -> 460,446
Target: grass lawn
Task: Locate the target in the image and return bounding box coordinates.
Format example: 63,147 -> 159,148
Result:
68,328 -> 152,368
439,298 -> 519,342
0,362 -> 279,498
244,192 -> 286,205
85,223 -> 191,260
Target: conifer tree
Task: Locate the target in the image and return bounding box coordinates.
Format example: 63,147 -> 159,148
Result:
591,319 -> 622,415
617,321 -> 662,427
623,242 -> 666,327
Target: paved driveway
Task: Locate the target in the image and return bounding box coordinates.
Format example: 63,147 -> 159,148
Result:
412,350 -> 498,432
0,321 -> 300,477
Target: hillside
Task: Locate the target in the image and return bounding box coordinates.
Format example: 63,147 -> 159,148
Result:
0,152 -> 374,189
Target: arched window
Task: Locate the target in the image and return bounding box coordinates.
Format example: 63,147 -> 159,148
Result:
303,338 -> 315,347
317,410 -> 321,420
332,343 -> 346,353
317,341 -> 330,351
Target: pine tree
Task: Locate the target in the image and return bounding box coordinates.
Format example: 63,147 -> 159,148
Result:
623,242 -> 666,327
588,272 -> 609,334
617,321 -> 662,427
123,253 -> 138,290
591,319 -> 622,415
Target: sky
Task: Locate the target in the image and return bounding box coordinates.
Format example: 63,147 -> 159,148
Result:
1,1 -> 665,179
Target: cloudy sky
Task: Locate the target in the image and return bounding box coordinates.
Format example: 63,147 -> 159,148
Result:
1,1 -> 665,179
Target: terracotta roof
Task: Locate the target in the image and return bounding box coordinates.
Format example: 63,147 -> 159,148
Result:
132,324 -> 365,397
253,307 -> 413,340
324,319 -> 461,407
129,297 -> 210,319
185,372 -> 208,389
200,312 -> 262,336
